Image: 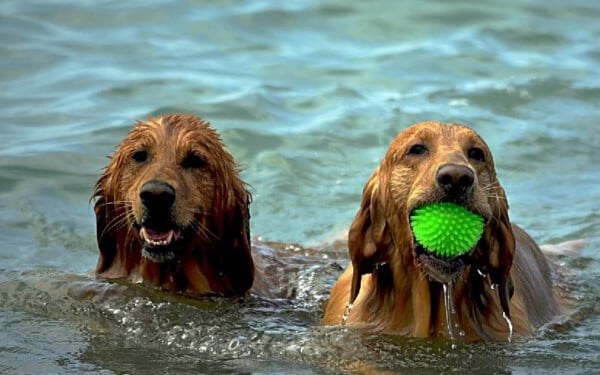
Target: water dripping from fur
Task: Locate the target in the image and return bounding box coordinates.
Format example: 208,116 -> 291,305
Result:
442,283 -> 457,349
502,311 -> 514,343
478,268 -> 512,342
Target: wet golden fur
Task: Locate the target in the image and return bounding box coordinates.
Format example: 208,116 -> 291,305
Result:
93,114 -> 253,296
322,122 -> 561,341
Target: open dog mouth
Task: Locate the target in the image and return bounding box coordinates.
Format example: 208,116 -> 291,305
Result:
138,226 -> 184,263
140,227 -> 181,247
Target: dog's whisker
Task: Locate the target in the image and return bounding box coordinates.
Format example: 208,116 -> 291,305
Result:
109,211 -> 135,236
96,200 -> 133,208
482,181 -> 501,192
105,207 -> 137,238
184,208 -> 213,216
187,217 -> 205,238
99,210 -> 132,240
191,219 -> 212,241
190,218 -> 221,242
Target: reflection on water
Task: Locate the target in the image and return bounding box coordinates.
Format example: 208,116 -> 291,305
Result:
1,0 -> 600,373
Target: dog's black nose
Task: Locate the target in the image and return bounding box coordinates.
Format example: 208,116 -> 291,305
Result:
140,180 -> 176,211
436,164 -> 475,197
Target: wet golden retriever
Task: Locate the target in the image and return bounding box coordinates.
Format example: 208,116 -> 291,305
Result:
93,114 -> 254,296
322,122 -> 562,341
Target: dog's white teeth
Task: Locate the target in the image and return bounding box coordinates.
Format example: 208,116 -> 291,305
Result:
140,227 -> 180,247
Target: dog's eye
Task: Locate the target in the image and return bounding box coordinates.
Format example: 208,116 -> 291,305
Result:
407,144 -> 428,156
468,147 -> 485,162
132,150 -> 148,163
181,153 -> 205,169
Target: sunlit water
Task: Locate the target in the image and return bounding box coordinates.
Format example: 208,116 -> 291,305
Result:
1,0 -> 599,373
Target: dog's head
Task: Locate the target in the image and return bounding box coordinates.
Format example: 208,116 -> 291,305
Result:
93,114 -> 253,293
348,122 -> 514,305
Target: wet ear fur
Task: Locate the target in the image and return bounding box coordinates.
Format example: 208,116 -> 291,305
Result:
477,180 -> 516,317
208,166 -> 254,296
348,169 -> 392,304
93,165 -> 129,276
93,172 -> 112,274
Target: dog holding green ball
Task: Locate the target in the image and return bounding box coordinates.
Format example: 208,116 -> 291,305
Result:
323,122 -> 571,341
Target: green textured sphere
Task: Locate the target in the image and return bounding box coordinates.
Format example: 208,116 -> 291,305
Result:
410,202 -> 484,259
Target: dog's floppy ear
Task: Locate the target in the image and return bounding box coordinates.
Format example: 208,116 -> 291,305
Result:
348,168 -> 393,304
477,179 -> 515,317
93,168 -> 118,275
92,154 -> 135,277
209,163 -> 254,296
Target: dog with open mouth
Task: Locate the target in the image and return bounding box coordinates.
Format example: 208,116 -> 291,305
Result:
93,114 -> 254,296
322,122 -> 562,341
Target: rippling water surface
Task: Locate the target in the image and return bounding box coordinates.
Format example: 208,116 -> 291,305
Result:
1,0 -> 599,373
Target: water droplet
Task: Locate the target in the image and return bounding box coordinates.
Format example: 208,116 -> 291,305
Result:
341,303 -> 353,327
228,338 -> 240,351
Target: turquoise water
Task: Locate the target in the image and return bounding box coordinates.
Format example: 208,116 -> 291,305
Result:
1,0 -> 599,373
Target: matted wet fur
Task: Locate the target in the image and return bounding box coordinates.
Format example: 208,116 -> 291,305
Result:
322,122 -> 562,341
93,114 -> 254,296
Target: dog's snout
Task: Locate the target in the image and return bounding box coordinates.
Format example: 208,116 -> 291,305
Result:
140,180 -> 176,211
436,164 -> 475,196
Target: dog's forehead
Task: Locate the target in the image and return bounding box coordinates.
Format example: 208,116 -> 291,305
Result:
397,122 -> 483,145
171,125 -> 217,149
130,116 -> 220,150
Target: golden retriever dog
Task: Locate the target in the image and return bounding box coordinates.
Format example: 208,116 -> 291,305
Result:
322,122 -> 562,341
93,114 -> 254,296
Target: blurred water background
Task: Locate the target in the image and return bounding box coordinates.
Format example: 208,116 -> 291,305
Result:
1,0 -> 599,373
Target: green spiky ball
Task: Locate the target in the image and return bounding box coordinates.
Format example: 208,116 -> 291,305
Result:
410,202 -> 484,259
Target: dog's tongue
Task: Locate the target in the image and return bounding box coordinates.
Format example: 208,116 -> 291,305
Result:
144,228 -> 171,241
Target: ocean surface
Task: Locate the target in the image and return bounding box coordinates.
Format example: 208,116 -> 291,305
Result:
1,0 -> 599,373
